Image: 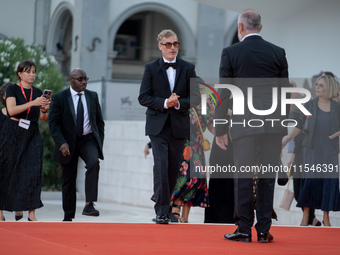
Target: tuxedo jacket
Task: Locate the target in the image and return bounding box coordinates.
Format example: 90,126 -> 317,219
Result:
216,35 -> 290,140
138,57 -> 200,139
48,88 -> 105,164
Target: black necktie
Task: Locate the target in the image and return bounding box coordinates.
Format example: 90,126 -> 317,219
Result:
164,62 -> 177,69
76,93 -> 84,136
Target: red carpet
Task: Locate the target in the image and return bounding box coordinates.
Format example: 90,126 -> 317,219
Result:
1,223 -> 339,255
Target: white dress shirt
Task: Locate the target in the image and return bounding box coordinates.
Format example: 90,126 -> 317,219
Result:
241,33 -> 261,41
70,87 -> 92,135
164,57 -> 176,92
163,57 -> 180,110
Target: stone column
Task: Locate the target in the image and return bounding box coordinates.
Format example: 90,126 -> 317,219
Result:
72,0 -> 109,81
195,4 -> 226,79
34,0 -> 51,46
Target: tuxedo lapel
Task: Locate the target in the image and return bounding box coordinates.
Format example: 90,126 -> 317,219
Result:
158,58 -> 172,94
66,89 -> 76,125
85,91 -> 92,123
174,58 -> 181,87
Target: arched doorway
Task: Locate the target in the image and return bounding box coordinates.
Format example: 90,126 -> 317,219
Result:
112,11 -> 180,79
108,3 -> 196,80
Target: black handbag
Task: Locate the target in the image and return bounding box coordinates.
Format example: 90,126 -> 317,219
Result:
277,160 -> 288,186
302,115 -> 310,134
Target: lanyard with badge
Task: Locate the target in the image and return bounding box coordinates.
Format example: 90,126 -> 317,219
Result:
18,82 -> 32,130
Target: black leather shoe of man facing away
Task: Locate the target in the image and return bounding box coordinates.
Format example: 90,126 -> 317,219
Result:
82,202 -> 100,216
224,229 -> 252,243
257,232 -> 274,243
155,214 -> 169,224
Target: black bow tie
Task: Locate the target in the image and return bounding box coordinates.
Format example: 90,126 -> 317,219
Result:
164,62 -> 177,69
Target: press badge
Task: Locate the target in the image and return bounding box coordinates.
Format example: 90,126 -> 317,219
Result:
19,119 -> 30,130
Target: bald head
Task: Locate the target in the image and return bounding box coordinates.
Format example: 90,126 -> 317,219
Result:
237,9 -> 262,41
70,68 -> 85,77
238,10 -> 262,32
69,68 -> 87,92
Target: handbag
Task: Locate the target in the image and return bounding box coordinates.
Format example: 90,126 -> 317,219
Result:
191,107 -> 210,151
302,115 -> 311,134
277,160 -> 289,186
279,178 -> 294,211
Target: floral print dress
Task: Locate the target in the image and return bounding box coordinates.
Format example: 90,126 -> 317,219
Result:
171,99 -> 214,207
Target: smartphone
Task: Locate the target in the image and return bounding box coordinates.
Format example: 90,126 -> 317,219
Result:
43,89 -> 52,99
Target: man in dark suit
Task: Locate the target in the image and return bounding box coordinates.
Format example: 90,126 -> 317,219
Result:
49,68 -> 105,222
138,29 -> 200,224
215,10 -> 289,242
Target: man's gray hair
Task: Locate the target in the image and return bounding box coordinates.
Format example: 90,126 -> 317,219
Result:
239,9 -> 262,32
157,29 -> 178,43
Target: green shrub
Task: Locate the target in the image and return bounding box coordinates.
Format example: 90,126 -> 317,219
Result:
0,38 -> 67,190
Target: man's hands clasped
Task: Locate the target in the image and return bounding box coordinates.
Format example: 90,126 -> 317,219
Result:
166,93 -> 180,108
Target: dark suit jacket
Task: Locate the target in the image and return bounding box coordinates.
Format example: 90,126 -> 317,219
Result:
48,88 -> 105,164
138,57 -> 200,139
296,97 -> 340,154
216,35 -> 290,140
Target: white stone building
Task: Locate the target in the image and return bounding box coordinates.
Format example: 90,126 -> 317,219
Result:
1,0 -> 340,225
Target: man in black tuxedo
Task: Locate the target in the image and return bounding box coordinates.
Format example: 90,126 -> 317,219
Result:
215,10 -> 289,242
138,29 -> 200,224
49,68 -> 105,222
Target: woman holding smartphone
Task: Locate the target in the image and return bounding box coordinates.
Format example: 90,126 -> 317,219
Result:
0,60 -> 50,221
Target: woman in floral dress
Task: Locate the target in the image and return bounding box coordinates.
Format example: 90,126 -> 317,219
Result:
171,92 -> 215,223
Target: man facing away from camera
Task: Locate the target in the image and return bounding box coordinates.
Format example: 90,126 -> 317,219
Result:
215,9 -> 290,242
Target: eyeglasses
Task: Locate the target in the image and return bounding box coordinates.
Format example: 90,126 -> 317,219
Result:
159,41 -> 180,49
70,77 -> 89,82
314,83 -> 324,87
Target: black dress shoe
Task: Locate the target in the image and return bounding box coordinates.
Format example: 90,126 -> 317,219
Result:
155,214 -> 169,224
82,202 -> 100,216
63,218 -> 72,222
257,232 -> 273,243
224,230 -> 252,242
15,214 -> 23,221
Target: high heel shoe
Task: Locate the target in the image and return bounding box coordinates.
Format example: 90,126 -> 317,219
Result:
300,219 -> 309,226
28,218 -> 32,221
15,214 -> 23,221
312,218 -> 322,226
323,220 -> 331,227
171,204 -> 181,223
